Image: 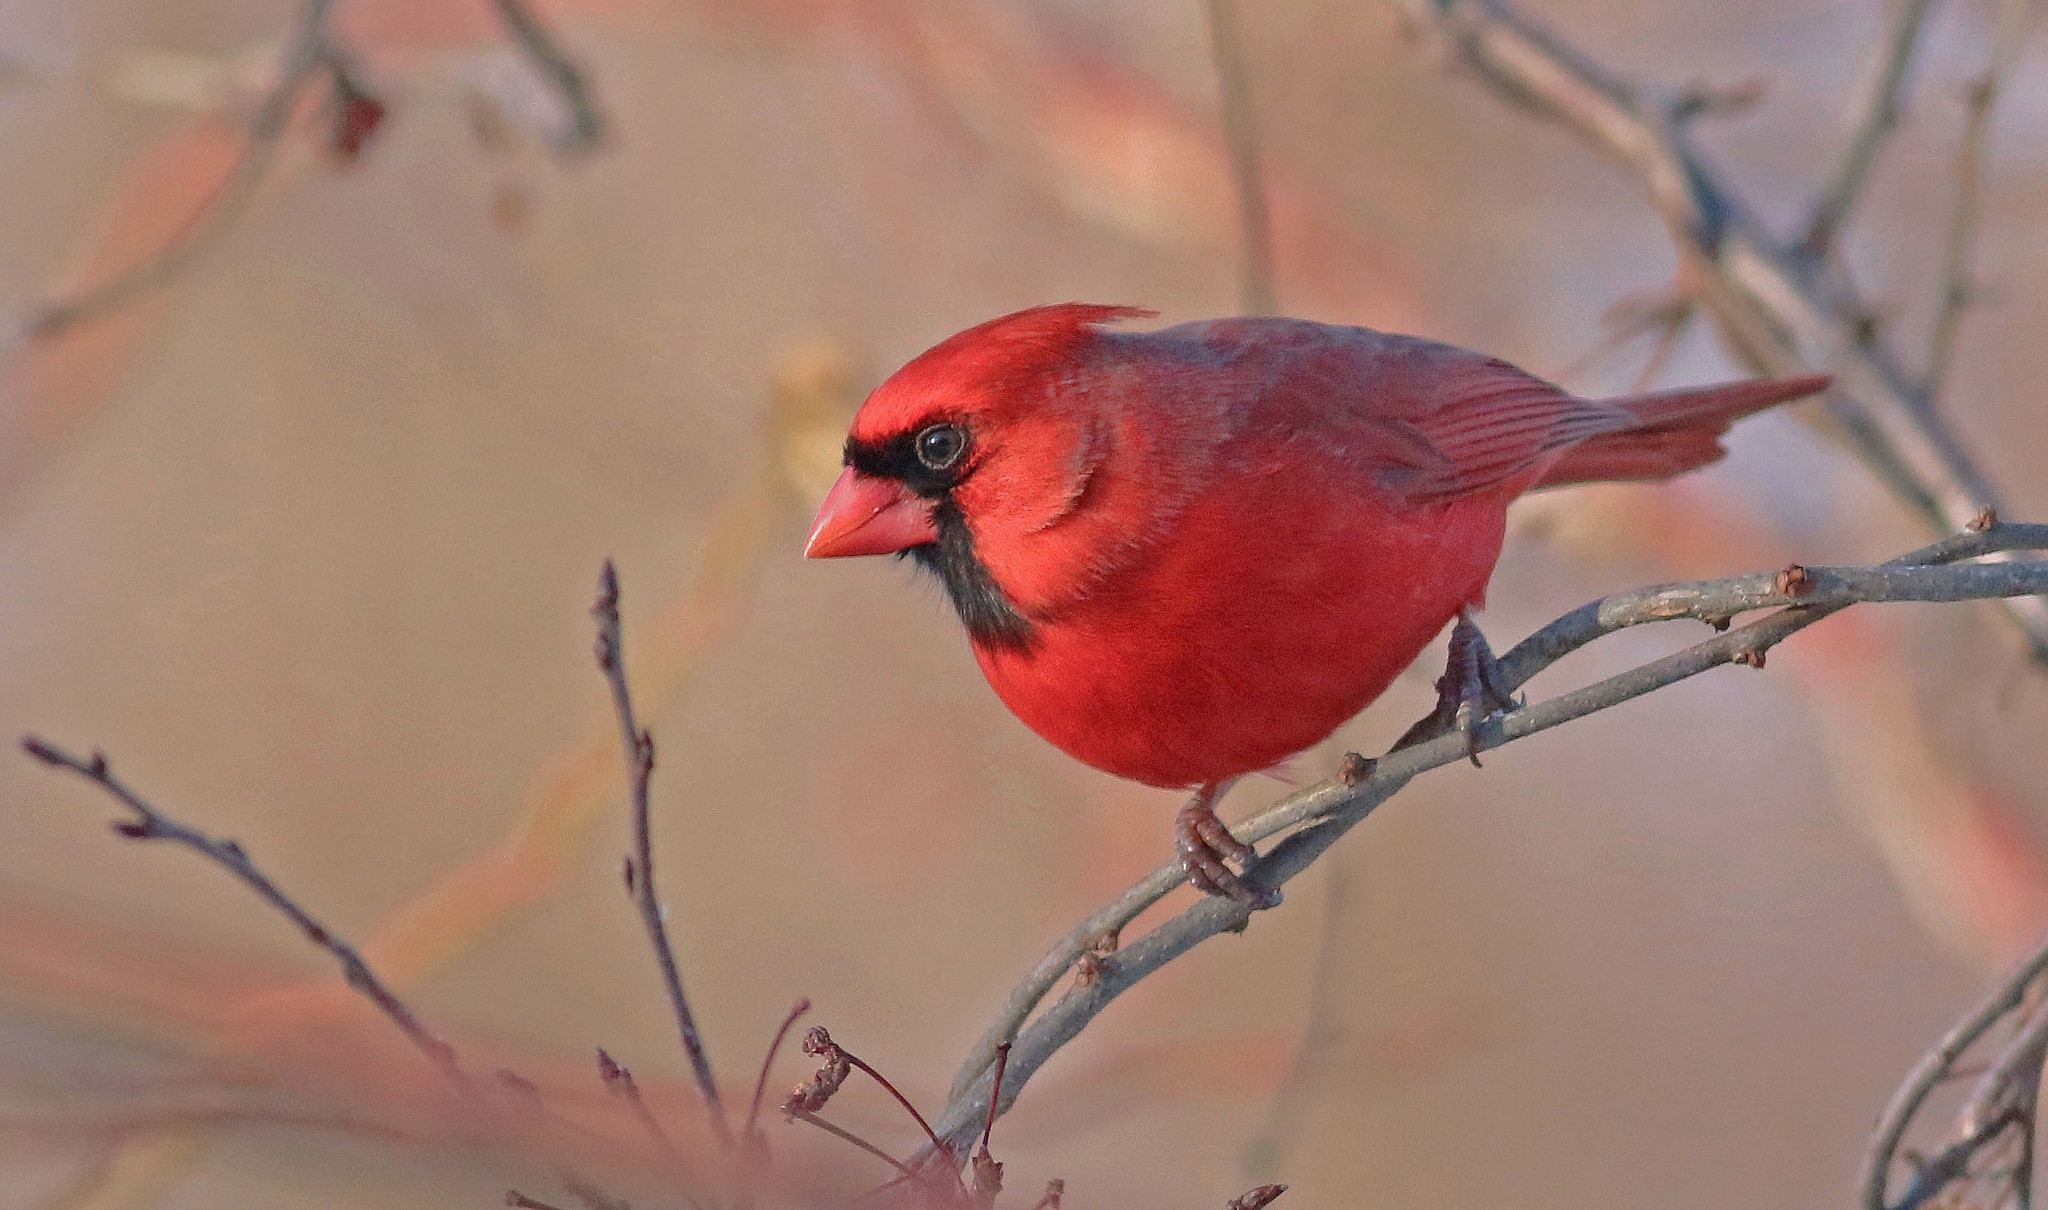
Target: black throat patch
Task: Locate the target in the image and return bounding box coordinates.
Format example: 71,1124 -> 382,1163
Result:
908,498 -> 1036,652
844,429 -> 1037,652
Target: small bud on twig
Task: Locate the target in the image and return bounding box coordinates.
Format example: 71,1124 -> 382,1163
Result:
1774,564 -> 1814,597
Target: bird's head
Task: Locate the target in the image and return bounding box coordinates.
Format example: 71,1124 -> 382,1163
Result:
804,303 -> 1157,649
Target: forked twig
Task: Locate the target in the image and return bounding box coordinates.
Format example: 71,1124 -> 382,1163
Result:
24,0 -> 339,338
1401,0 -> 2048,664
18,737 -> 471,1094
1863,931 -> 2048,1210
1799,0 -> 1941,257
1925,0 -> 2032,396
593,560 -> 733,1146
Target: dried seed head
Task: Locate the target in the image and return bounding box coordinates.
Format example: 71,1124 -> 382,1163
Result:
970,1147 -> 1005,1208
782,1026 -> 850,1117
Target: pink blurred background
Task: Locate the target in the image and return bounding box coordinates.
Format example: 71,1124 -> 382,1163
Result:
3,1 -> 2048,1207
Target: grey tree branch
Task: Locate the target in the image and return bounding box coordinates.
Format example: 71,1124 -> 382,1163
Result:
489,0 -> 607,155
16,736 -> 472,1094
936,521 -> 2048,1157
1401,0 -> 2048,665
23,0 -> 339,339
1926,0 -> 2032,396
1863,929 -> 2048,1210
18,0 -> 603,343
1800,0 -> 1941,257
1205,0 -> 1277,316
593,561 -> 734,1148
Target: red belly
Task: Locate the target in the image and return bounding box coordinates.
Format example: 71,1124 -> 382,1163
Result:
973,490 -> 1509,788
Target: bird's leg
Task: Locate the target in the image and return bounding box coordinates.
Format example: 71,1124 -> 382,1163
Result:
1393,609 -> 1521,766
1175,779 -> 1279,909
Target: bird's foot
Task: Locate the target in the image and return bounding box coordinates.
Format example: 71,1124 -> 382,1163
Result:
1393,610 -> 1521,766
1175,785 -> 1280,909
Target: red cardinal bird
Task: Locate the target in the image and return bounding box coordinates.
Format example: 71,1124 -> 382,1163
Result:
806,305 -> 1827,906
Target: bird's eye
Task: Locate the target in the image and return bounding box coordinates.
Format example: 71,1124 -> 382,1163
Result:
915,423 -> 968,471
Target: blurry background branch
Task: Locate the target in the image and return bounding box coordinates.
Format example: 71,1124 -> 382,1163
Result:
936,521 -> 2048,1156
18,0 -> 603,342
1204,0 -> 1276,316
1399,0 -> 2048,664
20,0 -> 340,339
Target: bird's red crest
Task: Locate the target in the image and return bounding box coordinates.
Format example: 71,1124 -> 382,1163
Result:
849,304 -> 1155,443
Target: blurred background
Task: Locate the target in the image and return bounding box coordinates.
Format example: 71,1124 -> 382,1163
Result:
2,0 -> 2047,1207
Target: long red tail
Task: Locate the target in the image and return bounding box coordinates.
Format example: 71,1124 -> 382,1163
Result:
1536,372 -> 1831,489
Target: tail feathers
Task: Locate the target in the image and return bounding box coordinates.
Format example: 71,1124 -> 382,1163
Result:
1535,372 -> 1830,489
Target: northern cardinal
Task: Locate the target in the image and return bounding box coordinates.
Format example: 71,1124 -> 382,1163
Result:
806,305 -> 1828,905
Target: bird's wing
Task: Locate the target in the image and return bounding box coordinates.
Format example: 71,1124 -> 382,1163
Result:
1349,345 -> 1630,505
1163,318 -> 1626,505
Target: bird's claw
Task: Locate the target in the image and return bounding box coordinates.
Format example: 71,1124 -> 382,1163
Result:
1393,611 -> 1520,766
1175,794 -> 1280,909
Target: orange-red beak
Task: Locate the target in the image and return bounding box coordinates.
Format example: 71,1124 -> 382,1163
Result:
805,467 -> 940,558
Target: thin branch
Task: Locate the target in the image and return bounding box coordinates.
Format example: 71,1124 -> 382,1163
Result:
1241,861 -> 1349,1180
1864,930 -> 2048,1210
745,997 -> 813,1143
20,0 -> 604,342
1401,0 -> 2048,665
593,561 -> 733,1147
1205,0 -> 1277,315
1925,0 -> 2031,395
24,0 -> 339,338
789,1109 -> 923,1183
595,1047 -> 683,1165
937,522 -> 2048,1156
17,737 -> 471,1094
1799,0 -> 1942,258
488,0 -> 606,155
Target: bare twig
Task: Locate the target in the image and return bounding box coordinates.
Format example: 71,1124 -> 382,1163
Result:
17,737 -> 471,1093
20,0 -> 604,343
1241,862 -> 1349,1180
1925,0 -> 2032,395
937,522 -> 2048,1155
24,0 -> 338,338
1799,0 -> 1941,257
593,561 -> 733,1147
1401,0 -> 2048,664
745,997 -> 813,1143
1205,0 -> 1277,315
789,1109 -> 923,1183
595,1047 -> 683,1163
489,0 -> 606,155
1863,930 -> 2048,1210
